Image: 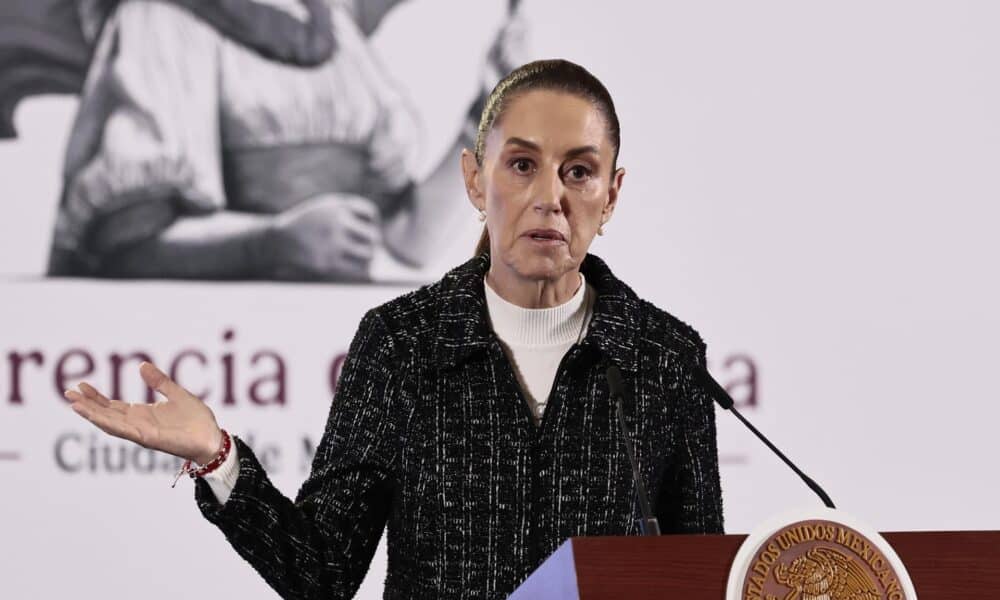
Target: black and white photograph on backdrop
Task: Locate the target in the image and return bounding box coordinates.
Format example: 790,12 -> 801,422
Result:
4,0 -> 527,282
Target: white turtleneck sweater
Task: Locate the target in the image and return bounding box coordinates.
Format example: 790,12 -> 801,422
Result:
203,273 -> 596,505
482,273 -> 595,425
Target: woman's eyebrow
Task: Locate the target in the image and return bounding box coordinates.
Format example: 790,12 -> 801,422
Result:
504,137 -> 600,159
564,145 -> 600,160
504,137 -> 542,151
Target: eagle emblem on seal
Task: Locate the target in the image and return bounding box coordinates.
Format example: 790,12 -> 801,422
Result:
774,546 -> 881,600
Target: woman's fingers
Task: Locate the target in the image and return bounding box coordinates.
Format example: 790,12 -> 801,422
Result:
107,399 -> 131,414
66,387 -> 135,416
138,361 -> 186,401
77,381 -> 111,408
67,391 -> 144,444
85,408 -> 143,444
65,388 -> 90,410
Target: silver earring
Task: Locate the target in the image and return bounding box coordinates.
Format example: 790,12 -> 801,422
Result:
478,209 -> 487,222
597,224 -> 605,236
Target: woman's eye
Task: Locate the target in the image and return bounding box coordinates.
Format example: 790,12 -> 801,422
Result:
510,158 -> 534,174
565,165 -> 592,181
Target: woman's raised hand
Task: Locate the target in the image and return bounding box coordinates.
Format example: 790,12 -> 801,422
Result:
65,361 -> 223,465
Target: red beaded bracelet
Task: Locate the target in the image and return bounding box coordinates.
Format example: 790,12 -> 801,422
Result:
171,429 -> 232,488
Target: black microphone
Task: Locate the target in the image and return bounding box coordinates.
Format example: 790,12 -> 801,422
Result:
691,365 -> 836,509
606,365 -> 661,536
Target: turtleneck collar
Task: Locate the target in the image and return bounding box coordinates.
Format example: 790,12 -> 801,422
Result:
483,273 -> 594,347
430,253 -> 644,373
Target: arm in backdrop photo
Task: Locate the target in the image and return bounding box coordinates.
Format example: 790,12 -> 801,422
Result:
47,1 -> 380,281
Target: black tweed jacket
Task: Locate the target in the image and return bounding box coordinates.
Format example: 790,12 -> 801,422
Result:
195,252 -> 724,599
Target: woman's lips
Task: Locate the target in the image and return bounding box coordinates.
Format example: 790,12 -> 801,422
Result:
522,229 -> 567,245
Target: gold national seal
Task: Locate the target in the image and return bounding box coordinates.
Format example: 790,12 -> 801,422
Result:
741,519 -> 908,600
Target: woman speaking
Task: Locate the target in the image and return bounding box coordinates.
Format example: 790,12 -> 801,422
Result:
66,59 -> 724,599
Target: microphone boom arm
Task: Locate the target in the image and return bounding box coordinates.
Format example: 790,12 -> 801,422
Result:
615,396 -> 662,536
694,365 -> 836,509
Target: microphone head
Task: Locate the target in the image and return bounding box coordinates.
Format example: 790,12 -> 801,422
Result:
692,364 -> 735,410
605,364 -> 625,399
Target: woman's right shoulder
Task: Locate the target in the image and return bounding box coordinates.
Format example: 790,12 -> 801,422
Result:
362,255 -> 488,360
362,278 -> 447,355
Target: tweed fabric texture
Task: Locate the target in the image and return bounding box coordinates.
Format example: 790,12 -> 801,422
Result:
194,252 -> 724,599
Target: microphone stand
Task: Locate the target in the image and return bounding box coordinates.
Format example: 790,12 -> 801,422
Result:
608,365 -> 661,536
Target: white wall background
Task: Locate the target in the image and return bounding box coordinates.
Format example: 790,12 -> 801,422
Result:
1,1 -> 998,598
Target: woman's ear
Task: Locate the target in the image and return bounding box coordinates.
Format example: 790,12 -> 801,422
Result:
461,149 -> 485,211
602,166 -> 625,224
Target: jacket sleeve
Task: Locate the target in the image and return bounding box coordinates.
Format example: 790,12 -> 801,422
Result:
194,308 -> 406,599
655,341 -> 725,534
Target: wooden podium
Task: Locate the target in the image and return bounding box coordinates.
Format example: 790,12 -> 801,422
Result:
509,531 -> 1000,599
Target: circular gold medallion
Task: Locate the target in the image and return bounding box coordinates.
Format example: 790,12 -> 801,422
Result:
727,509 -> 917,600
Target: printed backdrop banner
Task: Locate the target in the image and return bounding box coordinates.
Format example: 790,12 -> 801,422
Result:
2,1 -> 998,598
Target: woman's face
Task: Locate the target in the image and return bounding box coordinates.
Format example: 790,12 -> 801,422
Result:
462,89 -> 624,283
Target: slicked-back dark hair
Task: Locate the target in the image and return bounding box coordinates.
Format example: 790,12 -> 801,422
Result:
473,59 -> 621,256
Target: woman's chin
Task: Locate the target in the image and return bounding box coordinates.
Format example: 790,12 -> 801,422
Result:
506,250 -> 576,281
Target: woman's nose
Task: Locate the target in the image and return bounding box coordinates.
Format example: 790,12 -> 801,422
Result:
533,170 -> 564,214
